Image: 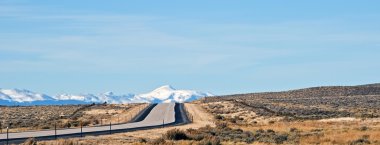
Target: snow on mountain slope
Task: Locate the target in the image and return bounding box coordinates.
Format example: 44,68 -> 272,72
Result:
97,92 -> 138,104
55,85 -> 212,103
137,85 -> 213,103
54,92 -> 139,104
0,89 -> 54,103
54,94 -> 100,102
0,91 -> 12,101
0,85 -> 213,105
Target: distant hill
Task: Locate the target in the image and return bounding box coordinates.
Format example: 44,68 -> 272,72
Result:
208,83 -> 380,100
203,83 -> 380,119
358,83 -> 380,87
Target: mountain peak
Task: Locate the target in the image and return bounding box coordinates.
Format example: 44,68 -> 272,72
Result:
103,91 -> 114,96
153,85 -> 176,92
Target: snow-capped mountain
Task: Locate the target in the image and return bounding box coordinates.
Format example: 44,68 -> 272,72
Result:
0,85 -> 213,105
136,85 -> 213,103
0,89 -> 54,102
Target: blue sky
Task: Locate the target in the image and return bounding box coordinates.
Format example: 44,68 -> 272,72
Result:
1,0 -> 380,95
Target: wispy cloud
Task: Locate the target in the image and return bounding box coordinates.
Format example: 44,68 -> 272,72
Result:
2,11 -> 379,74
0,9 -> 231,73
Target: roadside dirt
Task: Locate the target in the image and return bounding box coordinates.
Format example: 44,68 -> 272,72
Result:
105,103 -> 215,139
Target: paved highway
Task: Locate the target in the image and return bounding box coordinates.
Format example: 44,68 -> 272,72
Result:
0,103 -> 185,144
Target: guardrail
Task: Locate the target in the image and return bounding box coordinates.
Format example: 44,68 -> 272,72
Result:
0,103 -> 150,134
0,103 -> 155,145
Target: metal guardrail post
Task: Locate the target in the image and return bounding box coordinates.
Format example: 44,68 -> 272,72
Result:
109,122 -> 111,134
6,127 -> 9,145
54,123 -> 57,139
80,121 -> 83,137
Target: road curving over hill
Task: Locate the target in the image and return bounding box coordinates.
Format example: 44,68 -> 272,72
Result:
0,103 -> 190,145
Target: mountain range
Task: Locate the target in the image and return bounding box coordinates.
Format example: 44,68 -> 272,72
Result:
0,85 -> 213,105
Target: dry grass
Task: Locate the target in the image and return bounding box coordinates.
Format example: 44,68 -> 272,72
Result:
199,85 -> 380,144
0,103 -> 147,133
202,101 -> 282,126
0,105 -> 84,133
78,103 -> 148,125
202,100 -> 380,145
204,85 -> 380,120
238,119 -> 380,144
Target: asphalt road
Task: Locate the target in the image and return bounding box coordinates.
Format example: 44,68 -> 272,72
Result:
0,103 -> 186,145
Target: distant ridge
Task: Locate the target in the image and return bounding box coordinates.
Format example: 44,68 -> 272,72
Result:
0,85 -> 213,105
357,83 -> 380,87
203,83 -> 380,120
209,83 -> 380,99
